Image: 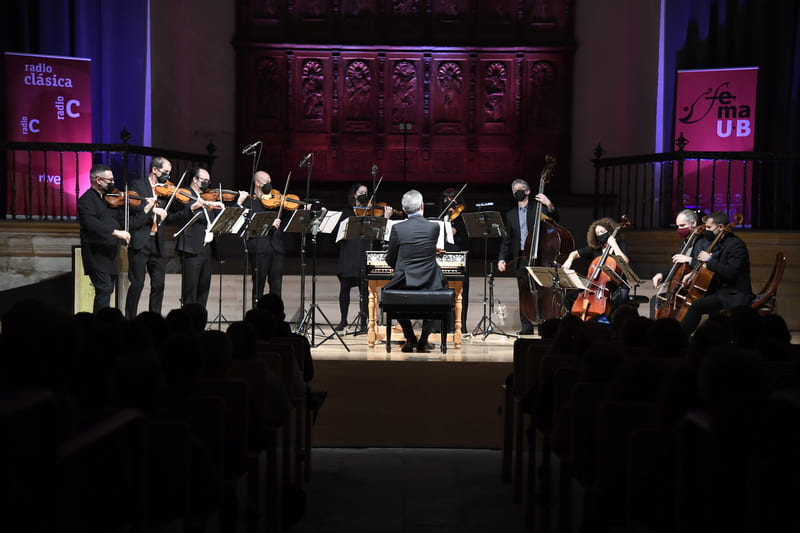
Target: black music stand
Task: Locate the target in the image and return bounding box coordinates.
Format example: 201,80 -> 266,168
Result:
291,209 -> 350,350
526,265 -> 586,318
336,216 -> 387,334
207,207 -> 245,329
602,257 -> 647,307
462,211 -> 514,340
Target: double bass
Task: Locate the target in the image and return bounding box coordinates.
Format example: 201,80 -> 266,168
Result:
653,223 -> 706,319
570,215 -> 631,321
519,155 -> 576,323
672,214 -> 743,322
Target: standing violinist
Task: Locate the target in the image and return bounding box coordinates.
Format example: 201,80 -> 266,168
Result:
440,187 -> 469,334
497,178 -> 559,335
124,156 -> 173,319
678,211 -> 753,335
333,183 -> 393,332
649,209 -> 703,318
170,166 -> 224,308
237,170 -> 286,307
561,217 -> 630,316
77,163 -> 132,313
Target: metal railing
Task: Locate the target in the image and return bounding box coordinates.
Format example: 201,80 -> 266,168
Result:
1,128 -> 216,220
592,138 -> 800,230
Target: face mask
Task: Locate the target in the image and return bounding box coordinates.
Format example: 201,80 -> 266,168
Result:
260,183 -> 272,195
103,181 -> 116,194
356,193 -> 368,204
514,190 -> 527,202
199,180 -> 210,192
157,171 -> 170,183
676,227 -> 692,239
702,230 -> 715,241
597,233 -> 610,245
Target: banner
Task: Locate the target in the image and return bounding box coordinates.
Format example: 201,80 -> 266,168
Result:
5,52 -> 93,217
673,67 -> 758,225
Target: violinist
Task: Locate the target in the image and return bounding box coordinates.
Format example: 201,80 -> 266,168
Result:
124,156 -> 174,319
77,164 -> 132,313
561,217 -> 630,317
440,187 -> 469,334
333,183 -> 392,332
238,170 -> 288,306
170,166 -> 225,308
649,209 -> 703,319
678,211 -> 753,335
497,178 -> 559,335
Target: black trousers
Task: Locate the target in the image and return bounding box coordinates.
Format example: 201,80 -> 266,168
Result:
398,318 -> 434,344
337,275 -> 368,326
250,249 -> 284,307
180,247 -> 212,308
88,270 -> 117,313
125,237 -> 165,319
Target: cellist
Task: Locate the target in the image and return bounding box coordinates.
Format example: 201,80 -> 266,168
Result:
497,178 -> 559,335
561,217 -> 631,316
678,211 -> 754,335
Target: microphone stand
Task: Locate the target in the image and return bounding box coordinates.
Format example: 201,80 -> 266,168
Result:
291,153 -> 313,327
243,144 -> 260,313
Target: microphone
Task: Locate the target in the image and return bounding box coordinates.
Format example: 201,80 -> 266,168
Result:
241,141 -> 261,155
371,164 -> 378,177
298,152 -> 313,167
311,207 -> 327,236
476,201 -> 494,207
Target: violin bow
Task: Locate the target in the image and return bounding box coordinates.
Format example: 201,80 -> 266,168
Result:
159,169 -> 189,227
268,171 -> 292,234
437,183 -> 468,220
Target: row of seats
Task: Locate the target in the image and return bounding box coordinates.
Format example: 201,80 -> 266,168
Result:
503,334 -> 800,532
0,337 -> 312,533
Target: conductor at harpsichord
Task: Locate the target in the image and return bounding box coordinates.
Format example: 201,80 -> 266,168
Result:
384,189 -> 448,353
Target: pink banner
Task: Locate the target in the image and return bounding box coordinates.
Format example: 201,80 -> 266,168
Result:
673,67 -> 758,225
5,52 -> 93,217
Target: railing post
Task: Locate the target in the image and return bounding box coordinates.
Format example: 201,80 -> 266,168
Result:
120,127 -> 131,188
675,133 -> 688,212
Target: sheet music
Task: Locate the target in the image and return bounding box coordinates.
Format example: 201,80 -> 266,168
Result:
319,210 -> 342,235
383,218 -> 454,248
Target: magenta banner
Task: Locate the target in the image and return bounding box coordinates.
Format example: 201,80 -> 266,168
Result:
673,67 -> 758,225
5,52 -> 93,217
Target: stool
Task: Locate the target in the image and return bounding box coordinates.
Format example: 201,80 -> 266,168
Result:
381,288 -> 455,353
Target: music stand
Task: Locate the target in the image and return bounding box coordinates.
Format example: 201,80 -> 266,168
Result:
290,209 -> 350,350
604,257 -> 646,307
462,211 -> 514,340
336,216 -> 386,334
526,265 -> 586,319
207,207 -> 245,329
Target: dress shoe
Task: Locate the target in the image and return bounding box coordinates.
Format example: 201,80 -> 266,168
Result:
401,341 -> 417,353
334,322 -> 347,331
416,341 -> 435,353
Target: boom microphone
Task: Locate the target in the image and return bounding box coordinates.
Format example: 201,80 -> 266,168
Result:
298,152 -> 313,167
241,141 -> 262,155
311,207 -> 328,236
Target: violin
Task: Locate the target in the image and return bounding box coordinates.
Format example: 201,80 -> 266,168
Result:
571,215 -> 631,321
256,190 -> 304,210
438,183 -> 468,221
103,189 -> 149,208
153,181 -> 177,198
445,203 -> 465,221
202,188 -> 240,203
353,201 -> 392,217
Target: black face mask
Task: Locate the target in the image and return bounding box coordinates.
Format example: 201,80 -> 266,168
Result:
597,233 -> 610,245
103,181 -> 116,194
356,193 -> 368,204
157,170 -> 170,183
702,230 -> 716,241
199,180 -> 210,192
260,183 -> 272,195
513,190 -> 527,202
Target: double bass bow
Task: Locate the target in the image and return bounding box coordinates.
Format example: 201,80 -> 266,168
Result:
570,215 -> 631,321
672,214 -> 743,322
519,155 -> 575,323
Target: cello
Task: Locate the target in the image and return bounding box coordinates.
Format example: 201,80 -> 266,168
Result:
672,214 -> 743,322
570,215 -> 631,321
519,155 -> 576,323
653,223 -> 706,320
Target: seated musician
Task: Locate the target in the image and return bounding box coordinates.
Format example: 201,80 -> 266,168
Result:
561,217 -> 630,317
678,211 -> 753,335
439,187 -> 469,334
384,189 -> 448,353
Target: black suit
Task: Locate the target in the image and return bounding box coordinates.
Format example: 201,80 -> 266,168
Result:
385,214 -> 448,343
172,200 -> 214,307
498,201 -> 559,331
245,198 -> 287,306
124,178 -> 172,318
77,188 -> 127,312
680,232 -> 754,334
